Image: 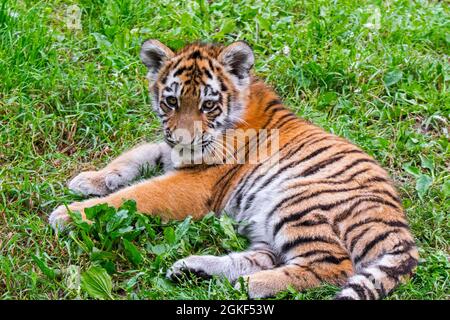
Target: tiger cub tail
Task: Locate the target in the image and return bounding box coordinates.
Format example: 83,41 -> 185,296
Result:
335,214 -> 419,300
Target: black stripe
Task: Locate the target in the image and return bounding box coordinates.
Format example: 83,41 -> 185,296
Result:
361,283 -> 377,300
274,196 -> 362,236
301,155 -> 346,177
173,65 -> 194,77
349,226 -> 373,252
340,207 -> 382,239
303,265 -> 323,282
214,165 -> 240,188
298,145 -> 334,163
280,236 -> 339,252
211,165 -> 242,211
292,216 -> 328,227
333,196 -> 400,225
353,230 -> 399,264
327,158 -> 377,179
259,250 -> 277,265
311,255 -> 349,265
252,240 -> 270,247
170,57 -> 183,72
346,283 -> 367,299
243,256 -> 254,266
204,68 -> 212,79
364,176 -> 390,183
298,149 -> 366,178
290,249 -> 337,260
233,133 -> 307,209
253,259 -> 264,269
269,112 -> 298,129
368,188 -> 402,204
260,107 -> 287,129
188,50 -> 203,60
390,240 -> 415,254
283,134 -> 326,159
343,217 -> 409,242
275,195 -> 400,237
289,168 -> 371,189
277,114 -> 298,128
218,77 -> 228,91
243,145 -> 334,212
263,99 -> 283,112
283,184 -> 370,210
367,288 -> 376,300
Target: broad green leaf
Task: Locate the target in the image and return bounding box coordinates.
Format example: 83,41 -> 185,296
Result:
100,260 -> 116,274
81,231 -> 94,252
175,216 -> 192,239
149,243 -> 167,255
85,203 -> 109,220
31,254 -> 57,279
220,19 -> 236,34
384,70 -> 403,87
120,200 -> 137,213
402,164 -> 421,177
419,155 -> 434,172
90,247 -> 115,262
106,210 -> 129,233
91,32 -> 112,51
164,226 -> 176,245
110,226 -> 134,239
126,272 -> 146,290
220,215 -> 237,239
416,174 -> 433,200
123,238 -> 143,266
214,19 -> 236,39
81,266 -> 113,300
257,16 -> 271,31
67,209 -> 91,232
152,277 -> 174,290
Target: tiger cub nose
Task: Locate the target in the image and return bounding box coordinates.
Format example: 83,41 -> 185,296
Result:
172,128 -> 194,145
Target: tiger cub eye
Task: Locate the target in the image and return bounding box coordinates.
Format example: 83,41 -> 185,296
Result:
202,100 -> 215,112
166,96 -> 177,107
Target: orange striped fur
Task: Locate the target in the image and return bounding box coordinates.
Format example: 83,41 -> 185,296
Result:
50,40 -> 418,300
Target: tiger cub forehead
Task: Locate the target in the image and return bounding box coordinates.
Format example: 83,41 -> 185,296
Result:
158,43 -> 230,99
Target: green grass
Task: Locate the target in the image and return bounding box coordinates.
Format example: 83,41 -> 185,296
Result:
0,0 -> 448,300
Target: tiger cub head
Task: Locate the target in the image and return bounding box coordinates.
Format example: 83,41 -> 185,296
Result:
140,40 -> 254,161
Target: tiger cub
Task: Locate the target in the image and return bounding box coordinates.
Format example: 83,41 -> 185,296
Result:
49,40 -> 418,300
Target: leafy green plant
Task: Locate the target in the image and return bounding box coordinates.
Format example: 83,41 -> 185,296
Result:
81,266 -> 114,300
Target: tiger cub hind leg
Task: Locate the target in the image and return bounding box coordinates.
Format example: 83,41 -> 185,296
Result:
167,244 -> 278,283
236,244 -> 353,298
68,142 -> 172,196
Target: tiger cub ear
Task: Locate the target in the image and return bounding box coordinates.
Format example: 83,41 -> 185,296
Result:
140,39 -> 175,81
218,40 -> 254,84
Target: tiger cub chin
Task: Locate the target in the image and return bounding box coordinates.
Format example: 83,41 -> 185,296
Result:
49,40 -> 418,300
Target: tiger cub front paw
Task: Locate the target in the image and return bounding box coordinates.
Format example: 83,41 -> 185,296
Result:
49,201 -> 93,231
166,256 -> 216,281
68,170 -> 125,196
48,205 -> 72,231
